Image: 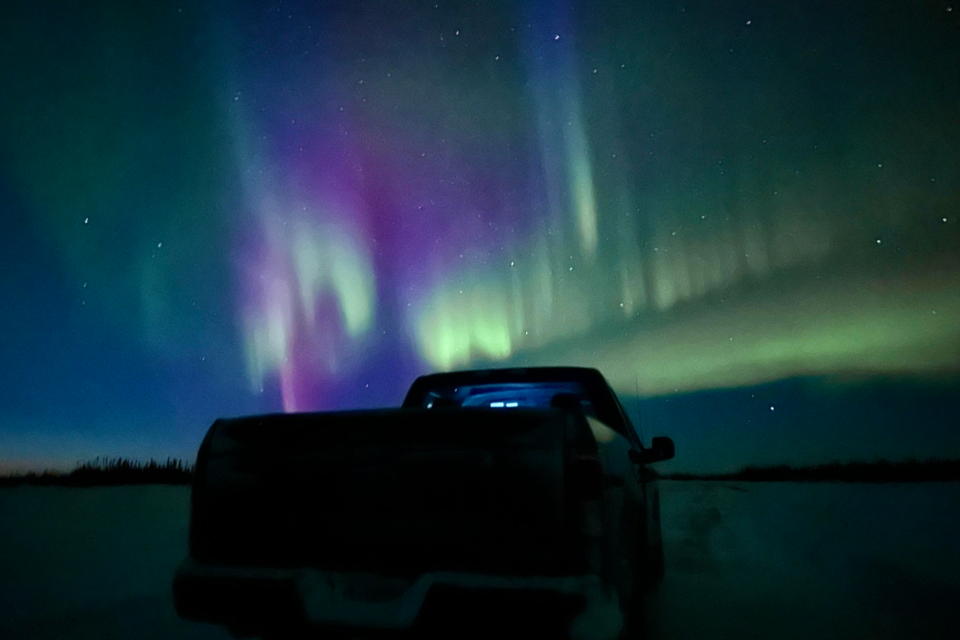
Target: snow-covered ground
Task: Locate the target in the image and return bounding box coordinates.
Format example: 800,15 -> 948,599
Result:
0,485 -> 229,640
649,481 -> 960,640
0,481 -> 957,639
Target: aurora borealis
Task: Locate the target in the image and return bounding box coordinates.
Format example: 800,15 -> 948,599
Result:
0,0 -> 957,473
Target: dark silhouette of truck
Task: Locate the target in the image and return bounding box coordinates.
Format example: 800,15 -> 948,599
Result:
173,366 -> 675,639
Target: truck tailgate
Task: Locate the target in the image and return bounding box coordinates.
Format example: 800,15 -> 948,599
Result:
190,408 -> 568,577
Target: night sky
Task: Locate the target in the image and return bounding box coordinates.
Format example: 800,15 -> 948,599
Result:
0,0 -> 957,473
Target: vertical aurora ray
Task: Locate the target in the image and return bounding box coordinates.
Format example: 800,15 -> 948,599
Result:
227,79 -> 378,410
564,96 -> 599,260
526,0 -> 599,263
241,210 -> 376,411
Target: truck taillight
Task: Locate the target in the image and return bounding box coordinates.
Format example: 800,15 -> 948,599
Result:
569,454 -> 603,501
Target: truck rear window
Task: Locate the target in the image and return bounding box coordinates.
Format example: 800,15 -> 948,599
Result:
418,382 -> 597,418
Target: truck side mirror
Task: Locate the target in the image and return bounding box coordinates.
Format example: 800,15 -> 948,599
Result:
630,436 -> 675,464
650,436 -> 675,462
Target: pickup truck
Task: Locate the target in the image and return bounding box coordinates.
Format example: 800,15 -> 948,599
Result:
173,366 -> 675,639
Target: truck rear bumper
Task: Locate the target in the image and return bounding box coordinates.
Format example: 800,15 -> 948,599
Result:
173,557 -> 623,638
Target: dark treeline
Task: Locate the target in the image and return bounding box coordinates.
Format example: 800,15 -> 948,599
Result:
0,457 -> 194,487
2,457 -> 960,488
662,458 -> 960,482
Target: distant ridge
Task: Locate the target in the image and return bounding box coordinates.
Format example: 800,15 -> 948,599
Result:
1,456 -> 959,487
0,457 -> 194,488
661,458 -> 960,482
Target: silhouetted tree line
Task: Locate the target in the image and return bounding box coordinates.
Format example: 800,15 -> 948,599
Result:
2,456 -> 959,488
0,457 -> 194,487
660,458 -> 960,482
